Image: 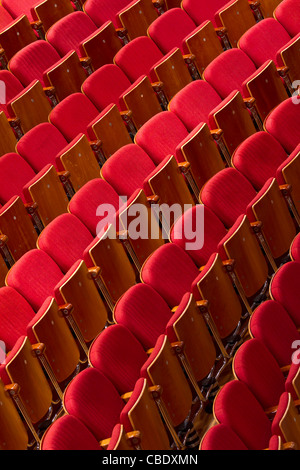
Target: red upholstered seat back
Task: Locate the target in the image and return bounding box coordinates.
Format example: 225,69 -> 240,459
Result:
114,283 -> 172,349
200,167 -> 257,228
89,323 -> 148,394
63,367 -> 124,441
9,41 -> 61,87
0,70 -> 24,116
148,8 -> 196,54
238,18 -> 292,68
2,0 -> 35,21
114,36 -> 164,82
265,97 -> 300,154
84,0 -> 131,28
275,0 -> 300,37
82,64 -> 131,111
200,423 -> 248,450
0,286 -> 35,350
0,5 -> 14,29
16,122 -> 69,172
0,152 -> 36,204
37,213 -> 94,273
49,93 -> 99,141
135,111 -> 189,166
270,261 -> 300,327
182,0 -> 227,27
46,11 -> 98,57
101,143 -> 156,198
203,48 -> 257,98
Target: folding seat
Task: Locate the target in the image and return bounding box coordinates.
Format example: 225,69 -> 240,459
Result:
113,285 -> 227,400
8,40 -> 87,103
0,14 -> 38,67
114,35 -> 194,102
169,204 -> 227,268
83,0 -> 159,41
5,249 -> 109,356
199,423 -> 288,450
264,97 -> 300,154
0,70 -> 53,137
232,132 -> 300,222
200,168 -> 297,268
274,0 -> 300,37
88,325 -> 196,449
233,338 -> 300,415
0,335 -> 61,448
16,122 -> 101,192
63,367 -> 173,449
147,8 -> 226,77
181,0 -> 258,48
0,377 -> 29,450
134,111 -> 226,193
0,152 -> 69,231
213,380 -> 300,449
45,11 -> 123,72
290,233 -> 300,262
269,261 -> 300,328
203,48 -> 290,124
36,212 -> 137,312
168,80 -> 258,156
249,299 -> 300,369
0,287 -> 82,399
81,63 -> 163,131
41,416 -> 137,450
238,17 -> 300,86
100,142 -> 196,231
29,0 -> 76,34
140,244 -> 246,358
48,93 -> 133,161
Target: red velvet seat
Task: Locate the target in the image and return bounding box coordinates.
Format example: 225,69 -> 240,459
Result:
264,97 -> 300,154
233,338 -> 299,409
269,261 -> 300,328
290,233 -> 300,263
249,299 -> 300,368
213,379 -> 299,449
274,0 -> 300,37
200,423 -> 250,450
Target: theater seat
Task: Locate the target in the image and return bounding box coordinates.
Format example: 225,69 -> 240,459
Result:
274,0 -> 300,37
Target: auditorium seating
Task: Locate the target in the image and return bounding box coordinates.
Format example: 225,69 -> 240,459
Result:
0,0 -> 300,452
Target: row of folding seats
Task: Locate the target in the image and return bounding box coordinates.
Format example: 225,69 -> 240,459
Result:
200,259 -> 300,449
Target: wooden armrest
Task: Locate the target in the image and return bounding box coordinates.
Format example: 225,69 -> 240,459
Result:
196,299 -> 210,312
279,183 -> 292,195
243,97 -> 256,108
88,266 -> 102,279
117,230 -> 129,241
277,66 -> 290,77
222,258 -> 236,272
149,384 -> 163,400
250,220 -> 263,232
147,195 -> 160,204
171,341 -> 185,354
24,201 -> 38,215
4,383 -> 21,397
177,161 -> 191,173
183,53 -> 196,63
57,170 -> 71,183
58,303 -> 74,318
210,128 -> 224,140
31,342 -> 46,357
121,391 -> 133,403
0,234 -> 8,247
151,81 -> 164,91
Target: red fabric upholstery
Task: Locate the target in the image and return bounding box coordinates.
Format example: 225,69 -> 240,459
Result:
169,80 -> 221,131
264,97 -> 300,154
114,36 -> 164,82
270,261 -> 300,327
238,18 -> 292,68
181,0 -> 227,27
148,8 -> 196,55
63,367 -> 124,441
0,70 -> 24,117
2,0 -> 35,21
135,111 -> 189,166
41,414 -> 102,450
290,233 -> 300,263
250,300 -> 300,368
46,11 -> 98,57
6,249 -> 64,312
276,143 -> 300,186
270,391 -> 290,441
89,323 -> 148,394
203,49 -> 257,99
200,167 -> 257,228
170,204 -> 227,267
37,213 -> 94,273
49,93 -> 99,141
0,5 -> 14,29
140,243 -> 200,307
114,283 -> 173,350
0,152 -> 36,205
0,286 -> 35,351
16,122 -> 69,172
275,0 -> 300,37
232,132 -> 288,190
200,423 -> 248,450
84,0 -> 133,28
9,41 -> 62,88
233,338 -> 287,410
214,380 -> 272,450
101,143 -> 156,198
68,178 -> 121,236
82,64 -> 132,111
285,362 -> 300,400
